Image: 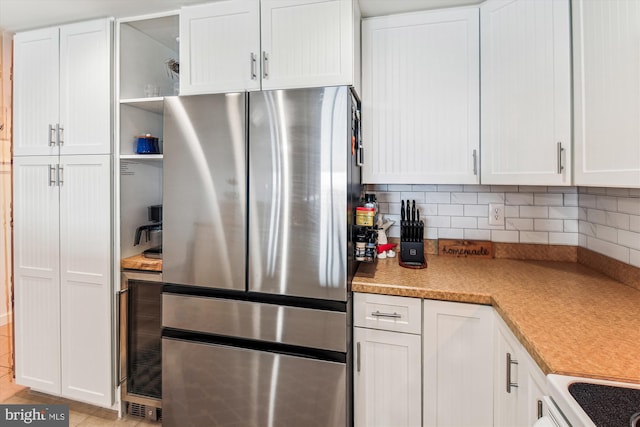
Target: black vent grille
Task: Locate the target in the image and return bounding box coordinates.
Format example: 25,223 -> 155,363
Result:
127,402 -> 162,422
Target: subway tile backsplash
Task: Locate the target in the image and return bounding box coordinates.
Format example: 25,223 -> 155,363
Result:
367,184 -> 640,268
578,187 -> 640,268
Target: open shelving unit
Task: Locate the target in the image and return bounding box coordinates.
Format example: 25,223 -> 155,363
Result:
116,11 -> 178,262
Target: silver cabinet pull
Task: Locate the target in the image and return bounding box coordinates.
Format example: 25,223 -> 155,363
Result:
557,142 -> 564,174
506,352 -> 518,393
57,165 -> 64,186
537,399 -> 543,419
57,124 -> 64,146
356,342 -> 361,372
262,51 -> 269,79
49,124 -> 56,146
250,52 -> 257,80
371,310 -> 402,319
48,165 -> 56,186
473,149 -> 478,175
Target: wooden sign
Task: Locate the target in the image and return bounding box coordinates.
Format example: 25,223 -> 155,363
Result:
438,239 -> 494,258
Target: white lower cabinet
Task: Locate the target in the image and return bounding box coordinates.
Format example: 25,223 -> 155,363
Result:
354,292 -> 548,427
13,155 -> 112,407
423,300 -> 494,427
494,314 -> 548,427
354,293 -> 422,427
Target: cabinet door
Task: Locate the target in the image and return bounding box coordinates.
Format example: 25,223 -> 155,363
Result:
13,156 -> 61,395
13,28 -> 59,157
494,316 -> 521,427
423,300 -> 493,427
520,355 -> 547,425
481,0 -> 571,185
59,19 -> 112,155
180,0 -> 261,94
59,155 -> 112,407
362,8 -> 480,184
354,327 -> 421,427
261,0 -> 354,90
573,0 -> 640,187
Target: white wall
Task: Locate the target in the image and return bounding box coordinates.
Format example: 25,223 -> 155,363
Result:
0,31 -> 13,326
368,183 -> 640,268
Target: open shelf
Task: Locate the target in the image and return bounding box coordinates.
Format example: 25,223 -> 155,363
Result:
120,154 -> 163,160
120,97 -> 164,114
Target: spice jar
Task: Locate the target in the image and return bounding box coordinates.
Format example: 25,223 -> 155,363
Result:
355,193 -> 378,226
355,233 -> 367,261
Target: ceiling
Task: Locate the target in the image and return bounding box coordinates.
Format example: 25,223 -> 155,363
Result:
0,0 -> 483,33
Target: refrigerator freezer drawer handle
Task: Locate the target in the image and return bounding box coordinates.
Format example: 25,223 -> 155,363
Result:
371,311 -> 401,319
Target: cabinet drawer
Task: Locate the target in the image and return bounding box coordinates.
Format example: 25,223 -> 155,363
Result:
354,293 -> 422,335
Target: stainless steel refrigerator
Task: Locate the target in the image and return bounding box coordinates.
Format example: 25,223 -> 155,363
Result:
161,86 -> 362,427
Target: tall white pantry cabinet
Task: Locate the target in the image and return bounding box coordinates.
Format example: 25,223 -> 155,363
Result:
12,18 -> 114,408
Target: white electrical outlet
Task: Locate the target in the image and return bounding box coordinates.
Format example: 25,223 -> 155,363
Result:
489,203 -> 505,226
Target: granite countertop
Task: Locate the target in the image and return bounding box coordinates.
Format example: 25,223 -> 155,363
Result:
353,256 -> 640,385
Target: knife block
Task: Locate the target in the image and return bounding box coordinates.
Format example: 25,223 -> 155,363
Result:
399,241 -> 426,268
399,221 -> 427,269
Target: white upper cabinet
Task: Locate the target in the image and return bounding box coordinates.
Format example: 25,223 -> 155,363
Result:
260,0 -> 356,90
573,0 -> 640,188
13,28 -> 59,157
362,8 -> 480,184
180,0 -> 359,95
14,19 -> 112,156
180,0 -> 260,94
480,0 -> 571,185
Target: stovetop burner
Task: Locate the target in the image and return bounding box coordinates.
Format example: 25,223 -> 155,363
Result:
569,382 -> 640,427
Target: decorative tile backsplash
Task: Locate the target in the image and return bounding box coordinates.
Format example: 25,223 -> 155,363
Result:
578,187 -> 640,268
366,184 -> 640,268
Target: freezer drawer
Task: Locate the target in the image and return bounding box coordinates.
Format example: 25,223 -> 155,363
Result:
162,337 -> 347,427
163,293 -> 347,353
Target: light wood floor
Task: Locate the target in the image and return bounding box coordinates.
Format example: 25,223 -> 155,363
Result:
0,322 -> 160,426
